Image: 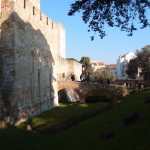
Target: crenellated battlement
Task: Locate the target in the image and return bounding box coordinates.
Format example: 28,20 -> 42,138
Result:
28,0 -> 40,10
14,0 -> 66,58
0,0 -> 66,59
0,0 -> 40,12
0,0 -> 68,127
1,0 -> 65,32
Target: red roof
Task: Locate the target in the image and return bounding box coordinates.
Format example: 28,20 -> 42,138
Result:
106,65 -> 117,69
91,62 -> 105,66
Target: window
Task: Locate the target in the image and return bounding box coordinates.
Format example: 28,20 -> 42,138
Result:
24,0 -> 26,8
40,12 -> 42,20
52,21 -> 53,29
47,17 -> 48,25
33,6 -> 35,15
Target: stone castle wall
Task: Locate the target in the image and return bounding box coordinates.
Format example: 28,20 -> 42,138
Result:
0,0 -> 62,126
0,0 -> 81,127
73,61 -> 82,81
57,56 -> 82,81
29,0 -> 40,9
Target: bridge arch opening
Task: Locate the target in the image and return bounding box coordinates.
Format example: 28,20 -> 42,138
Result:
84,89 -> 116,103
58,88 -> 80,103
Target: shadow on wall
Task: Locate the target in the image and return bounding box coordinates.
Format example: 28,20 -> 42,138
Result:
0,12 -> 56,126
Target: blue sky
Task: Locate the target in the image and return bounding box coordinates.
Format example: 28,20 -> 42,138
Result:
41,0 -> 150,64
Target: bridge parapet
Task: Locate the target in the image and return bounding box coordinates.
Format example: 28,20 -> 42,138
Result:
57,81 -> 133,102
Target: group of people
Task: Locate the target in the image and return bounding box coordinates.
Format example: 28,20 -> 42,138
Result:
80,73 -> 89,82
71,73 -> 111,85
125,80 -> 144,90
71,73 -> 90,82
71,74 -> 144,92
125,80 -> 132,87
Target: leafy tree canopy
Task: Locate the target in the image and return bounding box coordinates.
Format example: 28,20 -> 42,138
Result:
126,58 -> 138,79
68,0 -> 150,40
126,45 -> 150,79
90,69 -> 117,82
80,57 -> 90,66
136,45 -> 150,74
85,64 -> 94,74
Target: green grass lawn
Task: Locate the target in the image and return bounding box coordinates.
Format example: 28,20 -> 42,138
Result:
19,102 -> 112,134
85,92 -> 113,103
0,91 -> 150,150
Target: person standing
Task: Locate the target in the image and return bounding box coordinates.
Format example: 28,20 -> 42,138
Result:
80,74 -> 83,82
107,78 -> 110,85
86,73 -> 90,83
71,74 -> 75,81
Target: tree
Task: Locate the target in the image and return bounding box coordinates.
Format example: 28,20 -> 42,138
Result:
68,0 -> 150,40
80,57 -> 90,66
126,58 -> 138,79
136,45 -> 150,79
126,45 -> 150,80
90,69 -> 117,83
86,64 -> 94,75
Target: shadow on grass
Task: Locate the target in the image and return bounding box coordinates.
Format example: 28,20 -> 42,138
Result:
19,102 -> 113,135
85,92 -> 113,103
0,92 -> 150,150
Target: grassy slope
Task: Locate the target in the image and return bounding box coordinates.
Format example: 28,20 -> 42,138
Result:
0,92 -> 150,150
19,102 -> 112,134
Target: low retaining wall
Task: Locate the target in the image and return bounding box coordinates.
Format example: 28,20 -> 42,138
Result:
115,80 -> 150,88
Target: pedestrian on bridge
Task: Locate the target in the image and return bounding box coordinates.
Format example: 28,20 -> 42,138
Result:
86,73 -> 90,83
71,74 -> 75,81
80,74 -> 85,82
107,78 -> 110,85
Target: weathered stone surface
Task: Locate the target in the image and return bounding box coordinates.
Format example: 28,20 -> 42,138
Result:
0,0 -> 82,127
57,56 -> 82,81
58,81 -> 133,103
58,88 -> 80,103
123,112 -> 140,125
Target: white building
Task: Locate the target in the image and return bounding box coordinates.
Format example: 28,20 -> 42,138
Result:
91,61 -> 106,71
117,52 -> 136,79
106,64 -> 117,77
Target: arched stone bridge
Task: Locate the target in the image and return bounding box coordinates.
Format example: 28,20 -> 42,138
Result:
57,81 -> 133,103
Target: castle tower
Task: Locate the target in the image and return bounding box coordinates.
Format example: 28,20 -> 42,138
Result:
0,0 -> 67,127
0,0 -> 1,13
